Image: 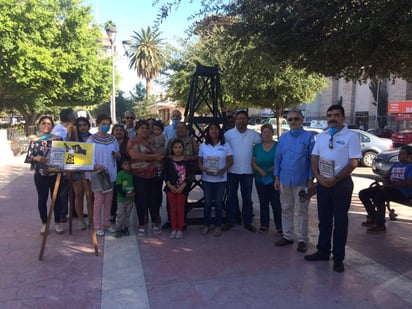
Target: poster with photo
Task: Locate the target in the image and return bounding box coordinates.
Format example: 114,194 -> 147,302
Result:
47,141 -> 95,171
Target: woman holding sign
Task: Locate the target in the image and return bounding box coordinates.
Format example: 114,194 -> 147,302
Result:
24,116 -> 63,235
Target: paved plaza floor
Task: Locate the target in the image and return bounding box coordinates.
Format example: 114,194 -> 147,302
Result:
0,137 -> 411,308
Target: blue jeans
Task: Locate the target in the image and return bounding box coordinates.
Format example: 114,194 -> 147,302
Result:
226,173 -> 254,225
202,181 -> 226,227
255,180 -> 282,230
316,177 -> 353,261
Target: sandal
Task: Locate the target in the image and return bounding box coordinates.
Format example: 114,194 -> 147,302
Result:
200,226 -> 209,235
259,227 -> 268,233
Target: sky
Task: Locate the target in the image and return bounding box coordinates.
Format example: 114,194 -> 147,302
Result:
83,0 -> 203,94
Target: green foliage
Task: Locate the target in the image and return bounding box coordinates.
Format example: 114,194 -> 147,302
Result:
227,0 -> 412,82
0,0 -> 112,126
165,14 -> 328,127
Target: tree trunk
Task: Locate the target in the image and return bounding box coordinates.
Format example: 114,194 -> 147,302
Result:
146,78 -> 151,100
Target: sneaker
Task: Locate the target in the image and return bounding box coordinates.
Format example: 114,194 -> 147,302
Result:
275,237 -> 294,246
96,229 -> 105,237
367,225 -> 386,233
169,230 -> 177,239
55,224 -> 64,234
79,221 -> 87,230
304,251 -> 330,261
175,231 -> 183,239
107,226 -> 116,233
361,218 -> 375,227
333,260 -> 345,273
123,227 -> 130,236
152,225 -> 161,234
200,226 -> 209,235
297,242 -> 307,252
40,224 -> 47,235
115,229 -> 122,238
214,227 -> 222,237
137,227 -> 145,236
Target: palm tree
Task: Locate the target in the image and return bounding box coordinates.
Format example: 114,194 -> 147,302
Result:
124,27 -> 165,99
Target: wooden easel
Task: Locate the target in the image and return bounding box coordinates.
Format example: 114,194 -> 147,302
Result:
39,172 -> 98,260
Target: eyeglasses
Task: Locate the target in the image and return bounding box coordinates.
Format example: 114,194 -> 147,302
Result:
329,136 -> 333,149
125,117 -> 135,120
287,117 -> 301,122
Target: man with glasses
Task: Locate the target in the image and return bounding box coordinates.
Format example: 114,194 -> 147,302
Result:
164,109 -> 182,141
123,111 -> 136,138
305,105 -> 361,273
274,109 -> 315,253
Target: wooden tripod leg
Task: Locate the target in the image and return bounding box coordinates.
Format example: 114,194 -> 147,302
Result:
68,177 -> 74,235
39,173 -> 62,261
83,176 -> 98,256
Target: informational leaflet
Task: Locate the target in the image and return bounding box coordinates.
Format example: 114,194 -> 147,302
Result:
206,156 -> 219,176
319,158 -> 335,178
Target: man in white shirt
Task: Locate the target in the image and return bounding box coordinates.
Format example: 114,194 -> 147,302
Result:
305,105 -> 361,273
224,110 -> 262,232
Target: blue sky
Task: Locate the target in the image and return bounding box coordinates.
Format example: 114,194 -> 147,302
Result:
83,0 -> 202,93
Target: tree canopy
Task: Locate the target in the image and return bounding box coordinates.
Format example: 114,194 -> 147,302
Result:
0,0 -> 112,126
155,0 -> 412,82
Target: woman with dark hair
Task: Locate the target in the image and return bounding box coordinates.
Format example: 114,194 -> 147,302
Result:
24,115 -> 64,235
110,124 -> 129,224
252,123 -> 282,234
127,120 -> 164,236
69,117 -> 92,230
198,122 -> 233,236
87,114 -> 120,237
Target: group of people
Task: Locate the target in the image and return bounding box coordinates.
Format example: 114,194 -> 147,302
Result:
27,104 -> 410,274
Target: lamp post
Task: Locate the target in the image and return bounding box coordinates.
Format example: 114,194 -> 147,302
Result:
106,26 -> 117,123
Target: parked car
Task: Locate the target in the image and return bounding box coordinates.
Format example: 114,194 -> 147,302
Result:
391,130 -> 412,148
372,148 -> 401,176
351,129 -> 393,167
367,128 -> 394,138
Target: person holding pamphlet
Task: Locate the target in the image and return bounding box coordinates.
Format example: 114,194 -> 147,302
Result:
87,114 -> 120,237
305,105 -> 361,273
24,116 -> 64,235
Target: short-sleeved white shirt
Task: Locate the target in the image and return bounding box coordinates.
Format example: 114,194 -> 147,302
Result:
312,126 -> 361,175
198,142 -> 233,182
224,128 -> 262,174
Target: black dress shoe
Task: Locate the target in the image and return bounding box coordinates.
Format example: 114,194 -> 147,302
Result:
161,222 -> 171,230
244,224 -> 257,233
275,237 -> 294,246
333,260 -> 345,273
297,242 -> 307,252
304,251 -> 330,261
222,223 -> 234,231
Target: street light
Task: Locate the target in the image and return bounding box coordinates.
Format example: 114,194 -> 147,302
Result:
106,26 -> 117,123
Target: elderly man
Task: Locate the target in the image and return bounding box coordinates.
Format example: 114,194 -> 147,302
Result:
164,109 -> 182,141
123,111 -> 136,138
305,105 -> 361,273
274,109 -> 315,253
224,110 -> 262,232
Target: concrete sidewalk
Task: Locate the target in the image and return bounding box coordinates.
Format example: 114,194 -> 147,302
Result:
0,147 -> 411,308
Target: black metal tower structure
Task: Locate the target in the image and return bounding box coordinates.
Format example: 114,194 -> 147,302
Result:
184,64 -> 225,223
184,64 -> 225,142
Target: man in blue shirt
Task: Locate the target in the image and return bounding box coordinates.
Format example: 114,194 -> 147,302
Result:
274,109 -> 315,253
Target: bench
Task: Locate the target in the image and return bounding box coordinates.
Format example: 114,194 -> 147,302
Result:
369,181 -> 412,221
